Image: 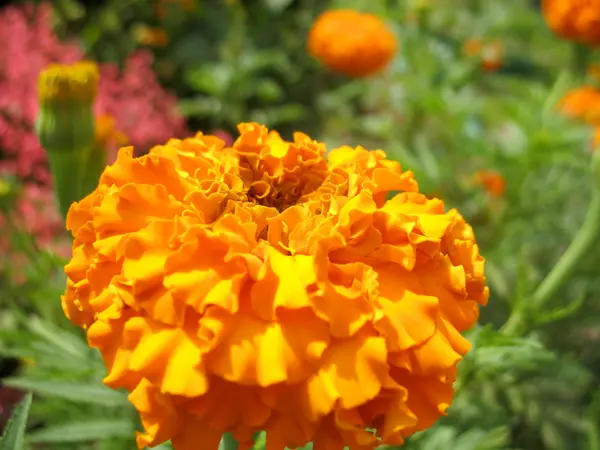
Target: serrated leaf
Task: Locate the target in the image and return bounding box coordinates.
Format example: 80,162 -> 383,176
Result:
0,392 -> 32,450
26,420 -> 134,443
3,378 -> 128,407
28,317 -> 88,360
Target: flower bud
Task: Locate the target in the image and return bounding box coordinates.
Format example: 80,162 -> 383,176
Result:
36,61 -> 98,154
35,61 -> 99,218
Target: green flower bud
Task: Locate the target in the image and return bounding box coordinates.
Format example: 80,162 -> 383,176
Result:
35,61 -> 99,219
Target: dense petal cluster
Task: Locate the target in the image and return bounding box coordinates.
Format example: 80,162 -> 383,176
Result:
63,123 -> 488,450
38,61 -> 99,104
542,0 -> 600,46
307,9 -> 397,78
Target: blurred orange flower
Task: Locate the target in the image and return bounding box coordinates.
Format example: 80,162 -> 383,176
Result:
542,0 -> 600,46
95,114 -> 128,150
463,39 -> 504,72
559,85 -> 600,125
132,25 -> 169,47
307,9 -> 398,77
475,170 -> 506,198
62,123 -> 488,450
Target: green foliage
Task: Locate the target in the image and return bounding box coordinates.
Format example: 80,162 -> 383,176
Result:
0,393 -> 32,450
2,0 -> 600,449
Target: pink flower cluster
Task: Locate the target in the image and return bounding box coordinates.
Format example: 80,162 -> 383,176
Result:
0,2 -> 82,183
0,2 -> 187,262
96,51 -> 187,160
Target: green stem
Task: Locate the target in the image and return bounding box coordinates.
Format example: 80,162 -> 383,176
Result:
80,146 -> 106,199
571,43 -> 589,79
531,191 -> 600,308
501,188 -> 600,335
47,150 -> 86,219
219,433 -> 239,450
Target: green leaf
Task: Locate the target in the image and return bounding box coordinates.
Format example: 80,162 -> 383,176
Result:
177,97 -> 222,117
3,378 -> 128,407
474,427 -> 511,449
185,65 -> 232,96
255,79 -> 284,103
26,420 -> 134,443
261,0 -> 294,13
28,317 -> 88,360
251,432 -> 266,450
256,104 -> 308,127
53,0 -> 85,21
0,392 -> 32,450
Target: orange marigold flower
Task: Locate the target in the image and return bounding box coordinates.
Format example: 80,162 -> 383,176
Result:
463,39 -> 504,72
307,9 -> 398,78
542,0 -> 600,46
62,123 -> 488,450
474,170 -> 506,198
559,85 -> 600,125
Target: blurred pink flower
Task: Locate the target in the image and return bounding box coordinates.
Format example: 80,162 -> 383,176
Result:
0,2 -> 187,261
0,182 -> 66,255
0,2 -> 82,182
95,50 -> 187,162
15,184 -> 64,246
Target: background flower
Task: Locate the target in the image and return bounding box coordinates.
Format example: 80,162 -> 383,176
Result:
307,9 -> 398,78
542,0 -> 600,46
559,85 -> 600,124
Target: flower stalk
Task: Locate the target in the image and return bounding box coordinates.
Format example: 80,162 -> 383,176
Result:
502,151 -> 600,335
571,43 -> 589,79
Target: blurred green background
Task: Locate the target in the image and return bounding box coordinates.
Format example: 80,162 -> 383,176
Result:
1,0 -> 600,449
